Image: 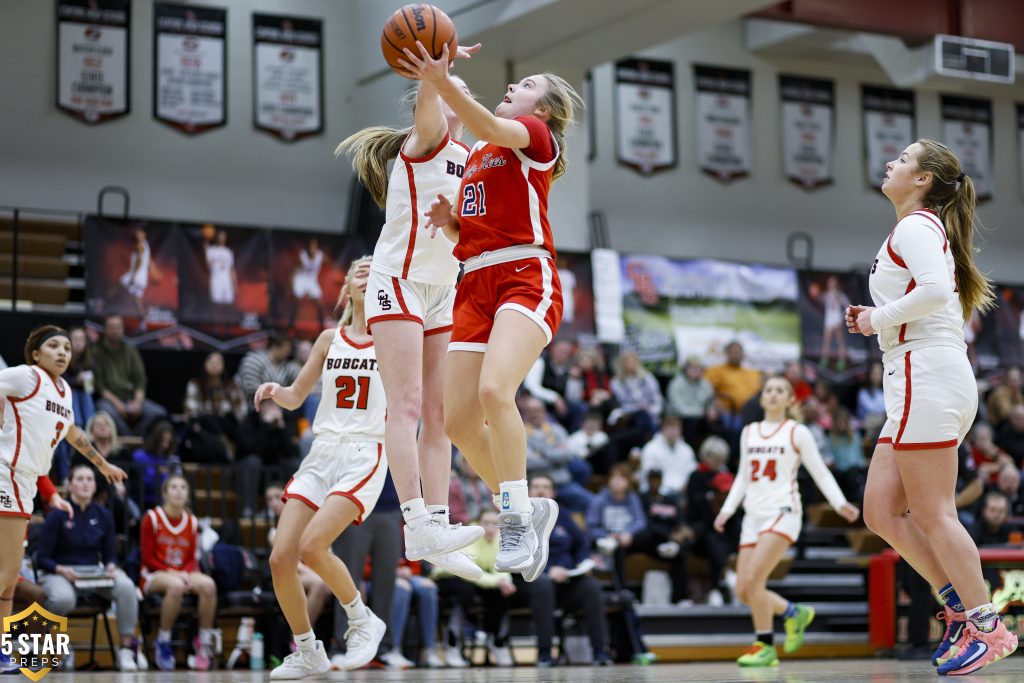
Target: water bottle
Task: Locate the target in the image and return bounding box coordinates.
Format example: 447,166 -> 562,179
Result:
250,633 -> 264,671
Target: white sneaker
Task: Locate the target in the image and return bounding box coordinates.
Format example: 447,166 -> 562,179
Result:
135,647 -> 149,671
117,647 -> 138,672
343,611 -> 387,670
424,650 -> 446,668
405,518 -> 483,561
707,588 -> 724,607
428,550 -> 483,581
657,541 -> 681,558
488,637 -> 514,667
495,498 -> 558,581
445,646 -> 468,668
269,641 -> 331,680
380,649 -> 414,669
329,654 -> 346,671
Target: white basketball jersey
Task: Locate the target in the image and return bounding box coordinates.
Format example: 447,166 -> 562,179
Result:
869,210 -> 964,357
739,420 -> 803,515
0,366 -> 73,477
298,249 -> 323,278
129,241 -> 151,288
206,244 -> 234,279
311,329 -> 385,442
372,133 -> 467,285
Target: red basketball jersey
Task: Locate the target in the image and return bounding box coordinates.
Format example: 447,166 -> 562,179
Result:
454,115 -> 558,262
140,506 -> 199,580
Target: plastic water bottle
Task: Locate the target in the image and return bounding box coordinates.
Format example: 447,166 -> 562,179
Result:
250,633 -> 264,671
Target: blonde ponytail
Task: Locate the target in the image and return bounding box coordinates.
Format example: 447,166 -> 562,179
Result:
335,128 -> 409,208
336,255 -> 373,327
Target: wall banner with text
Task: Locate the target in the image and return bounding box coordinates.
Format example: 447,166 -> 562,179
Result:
153,2 -> 226,135
694,64 -> 751,183
862,85 -> 915,190
614,58 -> 677,176
941,95 -> 993,200
56,0 -> 130,124
780,75 -> 834,190
253,13 -> 323,142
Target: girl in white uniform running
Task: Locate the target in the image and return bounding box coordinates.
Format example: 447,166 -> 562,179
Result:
714,376 -> 859,667
336,44 -> 485,578
848,139 -> 1018,675
257,257 -> 394,677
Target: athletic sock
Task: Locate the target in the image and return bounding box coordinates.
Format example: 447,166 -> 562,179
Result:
756,631 -> 774,646
401,497 -> 430,530
783,602 -> 798,619
157,629 -> 172,643
199,628 -> 215,646
492,493 -> 502,511
938,582 -> 965,612
498,480 -> 530,516
294,630 -> 316,651
966,603 -> 999,632
342,594 -> 370,622
427,504 -> 450,525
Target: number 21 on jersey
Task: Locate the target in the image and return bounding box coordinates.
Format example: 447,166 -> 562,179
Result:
461,182 -> 486,216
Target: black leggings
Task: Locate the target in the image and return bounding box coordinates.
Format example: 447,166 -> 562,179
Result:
514,574 -> 609,656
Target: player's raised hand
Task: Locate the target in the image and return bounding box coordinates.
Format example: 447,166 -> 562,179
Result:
398,42 -> 451,86
424,194 -> 453,239
254,382 -> 282,410
99,461 -> 128,485
453,42 -> 481,64
838,503 -> 860,523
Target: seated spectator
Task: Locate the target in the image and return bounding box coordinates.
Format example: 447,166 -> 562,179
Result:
516,475 -> 611,667
639,414 -> 697,496
783,361 -> 813,405
523,397 -> 594,513
386,560 -> 443,669
704,342 -> 761,432
640,470 -> 695,604
234,333 -> 300,407
181,351 -> 246,463
140,474 -> 218,671
82,411 -> 140,537
970,423 -> 1014,483
994,465 -> 1024,516
567,347 -> 615,417
132,420 -> 179,508
567,410 -> 618,476
237,400 -> 301,515
433,510 -> 515,667
686,436 -> 737,604
36,464 -> 145,671
996,405 -> 1024,467
448,452 -> 495,526
970,490 -> 1018,546
666,356 -> 715,447
987,367 -> 1023,427
93,315 -> 167,436
827,407 -> 867,503
610,351 -> 663,440
800,397 -> 833,463
524,339 -> 583,430
856,363 -> 886,422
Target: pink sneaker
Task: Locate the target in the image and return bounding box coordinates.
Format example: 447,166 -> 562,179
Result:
936,618 -> 1018,676
189,636 -> 212,671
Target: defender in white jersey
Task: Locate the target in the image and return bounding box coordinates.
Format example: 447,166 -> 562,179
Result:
848,140 -> 1015,675
205,230 -> 236,305
337,45 -> 485,576
0,326 -> 126,662
715,377 -> 858,667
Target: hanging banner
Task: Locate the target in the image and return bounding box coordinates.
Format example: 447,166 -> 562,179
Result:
178,224 -> 269,329
154,2 -> 226,134
780,75 -> 834,189
941,95 -> 994,200
253,13 -> 324,142
56,0 -> 130,124
862,85 -> 915,190
693,64 -> 751,182
614,58 -> 677,175
1017,104 -> 1024,198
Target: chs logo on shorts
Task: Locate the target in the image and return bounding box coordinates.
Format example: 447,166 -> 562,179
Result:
377,290 -> 392,311
0,493 -> 12,510
1,603 -> 70,680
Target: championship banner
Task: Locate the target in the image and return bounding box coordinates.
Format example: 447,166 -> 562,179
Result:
621,255 -> 800,373
178,224 -> 268,328
1017,104 -> 1024,198
941,95 -> 994,200
798,271 -> 877,377
780,75 -> 834,189
253,13 -> 324,142
614,58 -> 677,175
862,85 -> 915,190
154,2 -> 226,134
84,217 -> 179,327
56,0 -> 130,124
694,64 -> 751,182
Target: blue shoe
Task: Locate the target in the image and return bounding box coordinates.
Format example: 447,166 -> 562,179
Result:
932,605 -> 967,666
0,653 -> 19,674
155,639 -> 176,671
935,619 -> 1018,676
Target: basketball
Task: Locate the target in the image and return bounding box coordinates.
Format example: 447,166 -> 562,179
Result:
381,4 -> 457,75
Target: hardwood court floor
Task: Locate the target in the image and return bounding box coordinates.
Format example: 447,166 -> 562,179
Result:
53,656 -> 1024,682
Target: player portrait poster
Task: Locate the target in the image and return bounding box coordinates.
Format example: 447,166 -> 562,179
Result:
178,224 -> 268,329
269,231 -> 367,338
620,254 -> 800,373
554,250 -> 596,341
862,85 -> 915,190
780,75 -> 835,190
153,2 -> 226,134
614,58 -> 677,175
56,0 -> 130,124
253,13 -> 323,142
84,216 -> 179,325
941,95 -> 994,201
797,271 -> 877,375
693,64 -> 752,183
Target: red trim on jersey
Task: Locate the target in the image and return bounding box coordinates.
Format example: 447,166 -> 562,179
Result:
340,327 -> 373,350
877,437 -> 894,445
424,324 -> 453,337
895,352 -> 912,445
391,277 -> 412,315
9,470 -> 25,516
761,529 -> 797,544
399,132 -> 450,164
898,279 -> 917,343
789,423 -> 800,453
400,160 -> 420,279
9,369 -> 41,404
39,368 -> 67,398
756,419 -> 788,440
452,139 -> 469,152
9,368 -> 42,470
893,438 -> 959,451
911,210 -> 949,252
886,233 -> 908,269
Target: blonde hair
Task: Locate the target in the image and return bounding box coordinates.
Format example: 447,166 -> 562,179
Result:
536,73 -> 583,182
337,255 -> 373,327
86,411 -> 120,454
763,375 -> 801,421
914,138 -> 996,320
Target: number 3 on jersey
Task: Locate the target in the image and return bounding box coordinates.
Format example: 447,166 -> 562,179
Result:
461,181 -> 487,216
50,421 -> 65,448
336,376 -> 370,410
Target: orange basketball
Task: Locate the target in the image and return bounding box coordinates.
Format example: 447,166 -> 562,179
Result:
381,4 -> 457,75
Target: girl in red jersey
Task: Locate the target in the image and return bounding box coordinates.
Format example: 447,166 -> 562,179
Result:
140,474 -> 218,671
399,43 -> 583,580
0,325 -> 127,670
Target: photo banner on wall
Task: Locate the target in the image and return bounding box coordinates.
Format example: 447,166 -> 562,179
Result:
620,255 -> 800,373
862,85 -> 915,190
693,64 -> 751,182
253,13 -> 323,142
614,58 -> 677,175
178,224 -> 268,329
154,2 -> 226,135
554,251 -> 596,341
941,95 -> 993,200
797,270 -> 878,380
56,0 -> 130,124
1017,103 -> 1024,198
780,75 -> 834,189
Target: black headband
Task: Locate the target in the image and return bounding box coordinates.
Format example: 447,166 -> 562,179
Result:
956,172 -> 965,183
35,330 -> 70,349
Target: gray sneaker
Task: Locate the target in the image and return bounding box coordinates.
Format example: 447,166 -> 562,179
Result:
522,498 -> 559,582
495,511 -> 534,573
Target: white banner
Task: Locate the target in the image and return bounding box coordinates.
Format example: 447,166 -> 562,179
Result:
154,3 -> 226,135
615,58 -> 677,175
941,95 -> 994,200
56,0 -> 129,124
253,14 -> 323,142
780,76 -> 834,189
591,249 -> 625,343
862,85 -> 915,190
694,65 -> 751,182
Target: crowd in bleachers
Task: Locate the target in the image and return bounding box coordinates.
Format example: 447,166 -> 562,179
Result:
4,312 -> 1024,670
